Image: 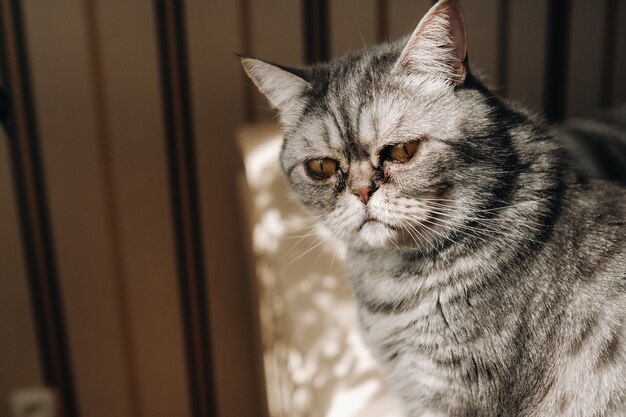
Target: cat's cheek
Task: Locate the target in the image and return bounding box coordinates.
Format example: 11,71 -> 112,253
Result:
319,196 -> 366,241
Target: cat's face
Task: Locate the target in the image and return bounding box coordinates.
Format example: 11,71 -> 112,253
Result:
243,0 -> 510,251
279,73 -> 497,250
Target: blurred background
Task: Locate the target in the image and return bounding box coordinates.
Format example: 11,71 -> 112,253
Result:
0,1 -> 624,417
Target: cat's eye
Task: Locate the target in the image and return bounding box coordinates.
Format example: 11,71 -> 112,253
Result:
305,158 -> 338,180
382,141 -> 420,163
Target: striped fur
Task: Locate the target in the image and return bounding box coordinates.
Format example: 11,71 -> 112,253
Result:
557,106 -> 626,184
242,1 -> 626,415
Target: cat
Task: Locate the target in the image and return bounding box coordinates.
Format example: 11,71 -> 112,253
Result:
241,0 -> 626,415
557,106 -> 626,184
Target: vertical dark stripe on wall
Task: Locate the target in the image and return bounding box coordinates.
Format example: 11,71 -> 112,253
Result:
303,0 -> 329,63
238,0 -> 255,123
543,0 -> 572,121
81,3 -> 142,417
0,1 -> 78,417
599,0 -> 618,108
376,0 -> 389,43
153,2 -> 217,417
496,0 -> 510,95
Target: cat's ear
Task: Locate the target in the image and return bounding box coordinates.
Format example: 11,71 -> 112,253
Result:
241,57 -> 310,112
393,0 -> 468,84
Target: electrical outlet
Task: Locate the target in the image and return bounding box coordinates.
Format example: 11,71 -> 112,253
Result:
10,387 -> 57,417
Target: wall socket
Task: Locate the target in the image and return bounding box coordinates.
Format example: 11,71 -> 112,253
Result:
10,387 -> 57,417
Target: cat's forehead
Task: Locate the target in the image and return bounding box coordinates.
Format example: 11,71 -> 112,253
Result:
296,74 -> 460,155
356,80 -> 456,145
285,40 -> 491,160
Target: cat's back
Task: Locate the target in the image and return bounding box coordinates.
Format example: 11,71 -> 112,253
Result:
554,176 -> 625,276
539,176 -> 625,343
532,177 -> 626,416
557,106 -> 626,184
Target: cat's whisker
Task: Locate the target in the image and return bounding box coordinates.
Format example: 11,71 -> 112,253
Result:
280,235 -> 328,270
424,206 -> 541,230
421,203 -> 549,230
409,223 -> 445,257
402,225 -> 427,253
389,235 -> 402,252
417,218 -> 473,254
422,198 -> 551,214
398,220 -> 427,248
311,240 -> 327,270
328,227 -> 346,274
277,238 -> 313,264
394,220 -> 425,251
357,29 -> 367,49
424,209 -> 545,246
415,205 -> 539,246
279,232 -> 319,241
277,227 -> 322,263
384,210 -> 449,256
415,197 -> 459,204
277,223 -> 323,239
380,200 -> 547,252
448,218 -> 546,247
245,102 -> 274,111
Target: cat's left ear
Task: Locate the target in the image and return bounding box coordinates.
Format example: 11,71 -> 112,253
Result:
393,0 -> 468,85
240,57 -> 310,112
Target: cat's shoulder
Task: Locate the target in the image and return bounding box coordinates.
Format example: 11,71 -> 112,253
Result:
557,177 -> 625,258
568,177 -> 626,207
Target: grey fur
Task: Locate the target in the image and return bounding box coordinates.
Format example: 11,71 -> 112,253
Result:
556,106 -> 626,184
242,1 -> 626,415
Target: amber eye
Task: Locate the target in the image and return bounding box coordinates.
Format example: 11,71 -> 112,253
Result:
305,158 -> 338,180
382,141 -> 420,163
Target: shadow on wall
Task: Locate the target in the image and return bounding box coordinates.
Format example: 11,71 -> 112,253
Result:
238,124 -> 403,417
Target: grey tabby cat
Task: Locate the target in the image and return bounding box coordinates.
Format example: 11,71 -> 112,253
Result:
241,0 -> 626,415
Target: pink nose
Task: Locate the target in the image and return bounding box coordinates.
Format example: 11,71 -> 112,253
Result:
353,187 -> 374,204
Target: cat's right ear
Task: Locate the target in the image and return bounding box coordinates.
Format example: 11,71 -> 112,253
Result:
240,57 -> 310,112
393,0 -> 468,84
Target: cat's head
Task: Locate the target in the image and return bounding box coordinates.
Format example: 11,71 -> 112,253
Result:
242,0 -> 522,252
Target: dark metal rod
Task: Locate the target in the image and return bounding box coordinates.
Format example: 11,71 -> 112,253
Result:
496,0 -> 510,95
376,0 -> 389,43
0,1 -> 78,416
303,0 -> 329,63
238,0 -> 255,122
81,2 -> 143,417
543,0 -> 572,121
153,1 -> 217,417
599,0 -> 618,108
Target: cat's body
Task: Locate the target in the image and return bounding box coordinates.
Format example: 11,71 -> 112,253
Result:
242,1 -> 626,415
350,177 -> 626,416
557,108 -> 626,184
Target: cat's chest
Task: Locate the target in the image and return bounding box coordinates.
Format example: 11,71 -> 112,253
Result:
356,298 -> 512,415
345,248 -> 491,345
356,290 -> 479,372
346,251 -> 515,413
357,302 -> 496,412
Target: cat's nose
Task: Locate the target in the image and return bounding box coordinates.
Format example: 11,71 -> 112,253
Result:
352,186 -> 376,205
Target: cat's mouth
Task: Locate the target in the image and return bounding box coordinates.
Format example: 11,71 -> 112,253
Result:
355,215 -> 400,247
358,216 -> 397,232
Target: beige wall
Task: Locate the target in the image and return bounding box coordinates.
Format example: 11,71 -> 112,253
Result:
1,1 -> 624,417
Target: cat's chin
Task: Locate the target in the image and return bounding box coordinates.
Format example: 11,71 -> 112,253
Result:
358,221 -> 396,248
